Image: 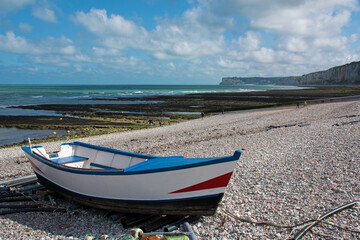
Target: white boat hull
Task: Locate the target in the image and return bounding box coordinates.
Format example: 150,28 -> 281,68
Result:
22,142 -> 240,215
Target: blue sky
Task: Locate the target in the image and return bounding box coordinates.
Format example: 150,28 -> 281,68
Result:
0,0 -> 359,84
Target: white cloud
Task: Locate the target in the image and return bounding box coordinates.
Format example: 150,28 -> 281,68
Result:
0,32 -> 75,56
205,0 -> 357,36
73,64 -> 92,72
1,0 -> 360,83
252,48 -> 275,63
148,11 -> 226,59
74,7 -> 227,60
277,37 -> 308,53
72,0 -> 360,60
37,36 -> 76,55
147,5 -> 231,59
92,47 -> 121,57
197,0 -> 360,76
248,2 -> 352,38
0,0 -> 34,14
237,31 -> 261,51
0,32 -> 39,54
32,6 -> 57,23
64,54 -> 91,63
74,8 -> 145,37
30,55 -> 69,67
60,45 -> 75,55
18,22 -> 32,32
168,62 -> 175,70
26,66 -> 39,72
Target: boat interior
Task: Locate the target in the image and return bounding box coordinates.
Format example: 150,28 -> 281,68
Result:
25,141 -> 240,172
30,142 -> 155,170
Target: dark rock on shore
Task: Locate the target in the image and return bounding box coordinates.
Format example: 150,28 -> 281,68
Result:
2,87 -> 359,147
9,87 -> 360,116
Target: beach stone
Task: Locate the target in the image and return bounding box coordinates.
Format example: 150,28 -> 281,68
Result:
0,100 -> 359,239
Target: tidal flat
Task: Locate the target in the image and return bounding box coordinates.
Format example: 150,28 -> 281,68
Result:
2,86 -> 360,147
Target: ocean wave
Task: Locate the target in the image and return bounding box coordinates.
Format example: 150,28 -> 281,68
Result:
32,95 -> 43,98
229,89 -> 265,92
64,95 -> 91,99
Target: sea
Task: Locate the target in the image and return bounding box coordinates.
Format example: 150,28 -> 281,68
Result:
0,84 -> 301,145
0,84 -> 302,115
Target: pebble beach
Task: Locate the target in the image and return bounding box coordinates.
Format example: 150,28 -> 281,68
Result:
0,99 -> 359,239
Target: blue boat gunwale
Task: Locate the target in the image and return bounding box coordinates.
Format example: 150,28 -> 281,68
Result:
22,142 -> 241,175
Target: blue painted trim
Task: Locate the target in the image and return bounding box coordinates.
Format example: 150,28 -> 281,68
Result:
52,156 -> 88,164
90,162 -> 117,170
30,145 -> 44,149
22,146 -> 241,176
124,152 -> 240,173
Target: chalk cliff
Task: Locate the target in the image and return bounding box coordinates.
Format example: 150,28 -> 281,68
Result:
300,61 -> 360,85
220,76 -> 301,85
220,61 -> 360,86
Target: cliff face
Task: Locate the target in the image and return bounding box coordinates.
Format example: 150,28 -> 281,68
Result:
220,61 -> 360,86
301,61 -> 360,85
220,76 -> 301,85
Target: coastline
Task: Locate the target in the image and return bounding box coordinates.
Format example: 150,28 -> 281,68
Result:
1,86 -> 360,147
0,99 -> 359,239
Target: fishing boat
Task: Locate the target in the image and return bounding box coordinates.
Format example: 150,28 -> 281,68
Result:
21,141 -> 241,215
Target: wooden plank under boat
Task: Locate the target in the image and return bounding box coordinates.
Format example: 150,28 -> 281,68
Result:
21,141 -> 241,215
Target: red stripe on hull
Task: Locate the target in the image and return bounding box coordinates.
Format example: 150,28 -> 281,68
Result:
169,172 -> 233,194
29,159 -> 44,174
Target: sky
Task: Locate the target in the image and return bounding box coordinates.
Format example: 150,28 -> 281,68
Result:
0,0 -> 359,85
